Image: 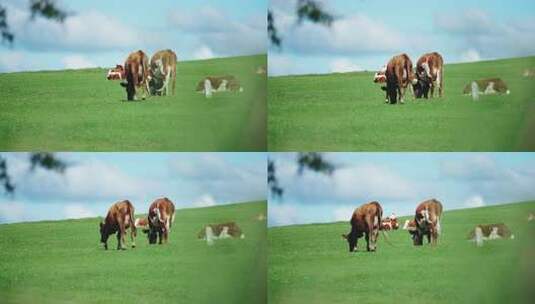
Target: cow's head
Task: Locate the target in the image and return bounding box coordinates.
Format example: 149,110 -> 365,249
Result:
413,78 -> 430,99
107,65 -> 124,80
342,230 -> 363,252
147,214 -> 163,244
99,222 -> 110,250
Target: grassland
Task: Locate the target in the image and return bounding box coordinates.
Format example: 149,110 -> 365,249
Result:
269,201 -> 535,304
0,201 -> 266,304
0,54 -> 266,151
268,56 -> 535,151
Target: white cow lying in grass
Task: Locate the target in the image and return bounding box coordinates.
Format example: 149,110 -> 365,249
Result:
198,222 -> 245,246
468,223 -> 514,247
196,75 -> 243,98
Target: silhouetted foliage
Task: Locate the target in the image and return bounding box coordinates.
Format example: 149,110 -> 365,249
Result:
0,156 -> 15,194
297,152 -> 335,175
1,153 -> 67,195
268,0 -> 334,47
268,159 -> 283,199
1,0 -> 68,45
296,0 -> 334,26
269,153 -> 335,199
29,152 -> 67,173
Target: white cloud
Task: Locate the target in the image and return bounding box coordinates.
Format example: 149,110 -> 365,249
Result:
269,203 -> 299,226
464,195 -> 485,208
434,9 -> 535,59
168,6 -> 266,56
284,13 -> 426,56
193,46 -> 215,60
62,55 -> 96,69
459,49 -> 481,62
64,204 -> 95,219
0,201 -> 26,223
332,206 -> 354,222
170,154 -> 266,203
7,6 -> 158,52
329,58 -> 361,73
0,51 -> 25,72
192,194 -> 216,208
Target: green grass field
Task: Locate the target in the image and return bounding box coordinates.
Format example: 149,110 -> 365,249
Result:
269,201 -> 535,304
268,56 -> 535,151
0,201 -> 266,304
0,54 -> 266,151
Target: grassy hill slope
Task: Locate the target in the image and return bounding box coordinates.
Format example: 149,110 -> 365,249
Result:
268,56 -> 535,151
0,201 -> 266,304
269,201 -> 535,304
0,54 -> 266,151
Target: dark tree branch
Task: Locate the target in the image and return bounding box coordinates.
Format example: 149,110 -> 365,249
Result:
1,1 -> 68,45
0,156 -> 15,194
29,153 -> 67,173
297,152 -> 335,175
269,0 -> 335,46
268,159 -> 283,199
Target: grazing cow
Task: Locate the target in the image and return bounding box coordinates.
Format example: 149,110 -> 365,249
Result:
197,222 -> 245,246
384,53 -> 416,104
146,197 -> 176,245
373,66 -> 387,84
342,201 -> 383,252
462,78 -> 510,95
196,75 -> 243,98
407,199 -> 443,246
413,52 -> 444,99
468,223 -> 515,247
402,219 -> 416,230
528,212 -> 535,222
120,50 -> 150,101
149,49 -> 177,96
135,217 -> 149,229
99,200 -> 136,250
380,213 -> 399,230
106,65 -> 125,80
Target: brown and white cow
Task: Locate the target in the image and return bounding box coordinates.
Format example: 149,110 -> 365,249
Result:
407,199 -> 443,246
149,49 -> 177,96
147,197 -> 176,245
342,201 -> 383,252
467,223 -> 514,247
413,52 -> 444,99
462,78 -> 510,96
383,53 -> 416,104
106,65 -> 125,80
380,213 -> 399,230
197,222 -> 245,246
120,50 -> 150,101
99,200 -> 136,250
196,75 -> 243,98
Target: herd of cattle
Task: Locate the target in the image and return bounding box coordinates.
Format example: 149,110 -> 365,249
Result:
106,49 -> 244,101
342,198 -> 526,252
99,197 -> 247,250
373,52 -> 510,104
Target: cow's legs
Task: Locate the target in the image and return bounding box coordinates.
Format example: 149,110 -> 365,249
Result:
158,230 -> 163,245
130,226 -> 136,248
117,220 -> 127,250
171,68 -> 176,95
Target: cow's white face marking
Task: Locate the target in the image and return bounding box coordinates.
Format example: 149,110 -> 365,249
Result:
205,226 -> 215,246
204,79 -> 213,98
489,227 -> 501,240
219,226 -> 230,239
475,226 -> 484,247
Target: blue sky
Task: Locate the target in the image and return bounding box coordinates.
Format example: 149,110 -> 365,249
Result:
269,0 -> 535,75
0,0 -> 266,72
0,152 -> 267,223
268,152 -> 535,226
